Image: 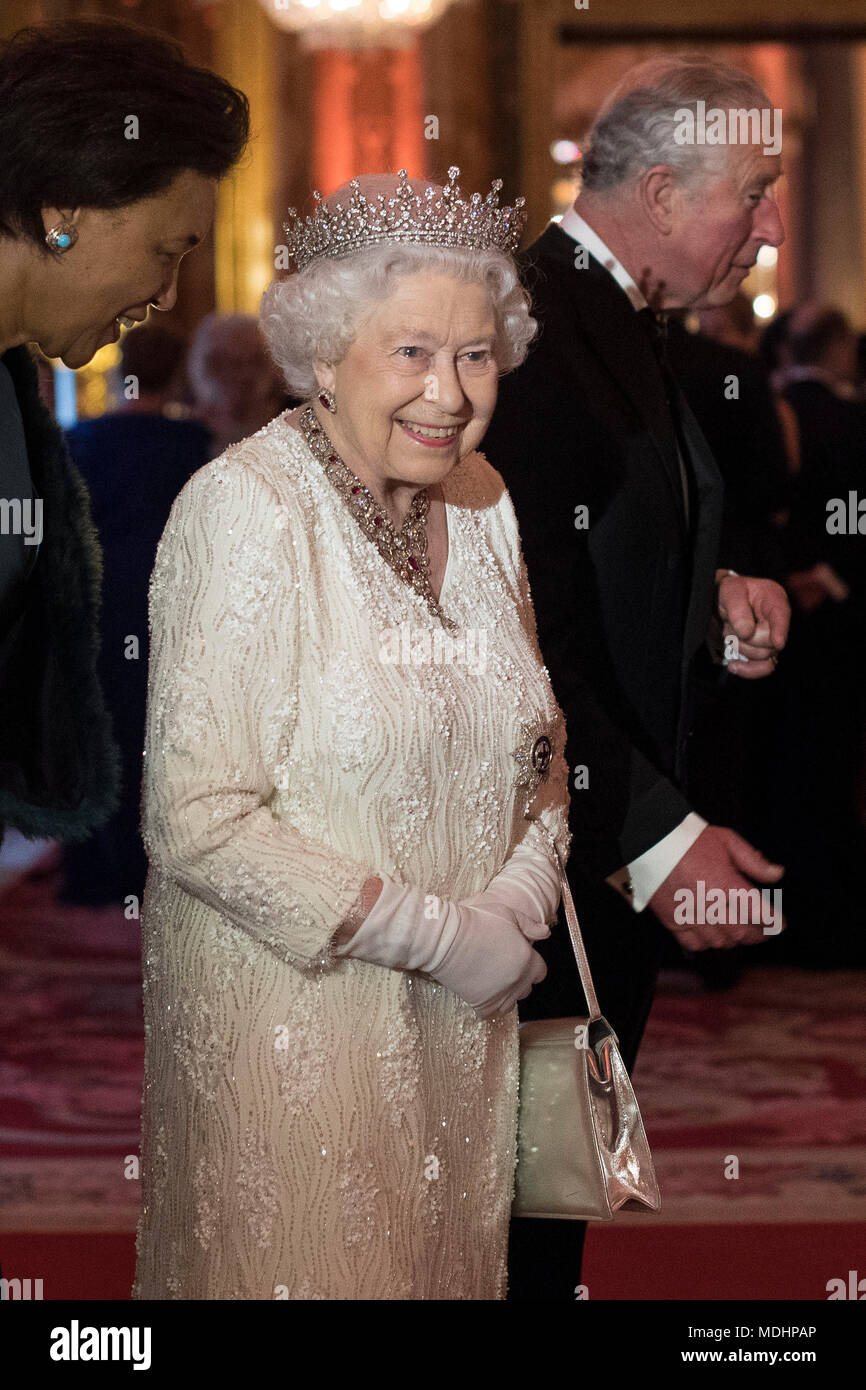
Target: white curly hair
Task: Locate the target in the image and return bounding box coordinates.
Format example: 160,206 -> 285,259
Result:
260,241 -> 536,399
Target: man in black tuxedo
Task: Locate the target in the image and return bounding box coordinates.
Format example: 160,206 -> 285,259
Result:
483,55 -> 791,1299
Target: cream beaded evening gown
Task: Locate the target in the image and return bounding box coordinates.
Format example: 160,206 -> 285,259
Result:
131,411 -> 571,1300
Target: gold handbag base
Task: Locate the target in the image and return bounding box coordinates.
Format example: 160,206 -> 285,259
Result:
512,1014 -> 662,1221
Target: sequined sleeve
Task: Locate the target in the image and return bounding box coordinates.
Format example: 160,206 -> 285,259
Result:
141,452 -> 372,969
493,471 -> 572,872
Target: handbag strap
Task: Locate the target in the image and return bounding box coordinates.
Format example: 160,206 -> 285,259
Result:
530,823 -> 603,1020
552,844 -> 603,1021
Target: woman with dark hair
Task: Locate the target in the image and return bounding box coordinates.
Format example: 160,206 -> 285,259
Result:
0,19 -> 249,853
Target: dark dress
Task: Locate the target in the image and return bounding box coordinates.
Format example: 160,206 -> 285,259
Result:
0,345 -> 120,848
59,412 -> 211,904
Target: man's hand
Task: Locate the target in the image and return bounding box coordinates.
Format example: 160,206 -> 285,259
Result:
648,825 -> 786,951
715,572 -> 790,678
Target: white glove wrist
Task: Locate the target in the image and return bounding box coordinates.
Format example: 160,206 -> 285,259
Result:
334,875 -> 459,972
335,870 -> 549,1018
464,838 -> 561,928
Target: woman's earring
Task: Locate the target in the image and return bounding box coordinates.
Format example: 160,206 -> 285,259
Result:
45,223 -> 78,254
317,387 -> 337,413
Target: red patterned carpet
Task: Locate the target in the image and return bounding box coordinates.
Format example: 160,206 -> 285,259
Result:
629,967 -> 866,1225
0,846 -> 142,1235
1,841 -> 864,1298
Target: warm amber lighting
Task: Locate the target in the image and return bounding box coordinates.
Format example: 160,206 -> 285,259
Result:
259,0 -> 456,45
551,176 -> 578,207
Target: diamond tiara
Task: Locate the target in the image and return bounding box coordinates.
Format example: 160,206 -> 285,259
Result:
281,166 -> 526,273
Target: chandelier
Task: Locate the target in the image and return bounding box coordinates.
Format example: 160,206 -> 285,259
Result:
257,0 -> 461,48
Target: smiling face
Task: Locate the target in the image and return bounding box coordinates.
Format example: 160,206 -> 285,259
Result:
35,169 -> 216,368
668,143 -> 784,309
314,270 -> 499,499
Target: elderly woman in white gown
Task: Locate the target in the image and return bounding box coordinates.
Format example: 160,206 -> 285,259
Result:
132,168 -> 571,1301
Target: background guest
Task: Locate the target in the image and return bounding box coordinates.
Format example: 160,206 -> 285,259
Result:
59,325 -> 212,906
757,307 -> 801,480
186,312 -> 296,457
696,291 -> 762,355
765,303 -> 866,965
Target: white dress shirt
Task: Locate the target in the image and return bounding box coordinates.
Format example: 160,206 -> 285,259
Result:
555,208 -> 708,909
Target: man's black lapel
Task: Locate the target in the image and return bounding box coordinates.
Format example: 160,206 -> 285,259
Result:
676,386 -> 724,662
529,224 -> 689,534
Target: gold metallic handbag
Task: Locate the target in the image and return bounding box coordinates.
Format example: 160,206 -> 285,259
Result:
512,843 -> 662,1221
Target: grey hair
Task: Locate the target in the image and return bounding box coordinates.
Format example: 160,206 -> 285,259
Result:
580,54 -> 772,195
260,242 -> 536,398
187,311 -> 263,387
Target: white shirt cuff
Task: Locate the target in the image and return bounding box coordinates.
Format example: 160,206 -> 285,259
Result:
606,811 -> 709,912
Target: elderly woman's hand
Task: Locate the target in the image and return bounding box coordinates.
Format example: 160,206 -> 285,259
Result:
460,839 -> 561,934
334,875 -> 548,1018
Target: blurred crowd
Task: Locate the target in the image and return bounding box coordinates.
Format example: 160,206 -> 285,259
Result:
670,294 -> 866,976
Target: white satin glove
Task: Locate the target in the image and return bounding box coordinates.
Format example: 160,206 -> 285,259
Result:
461,838 -> 561,932
334,875 -> 549,1019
